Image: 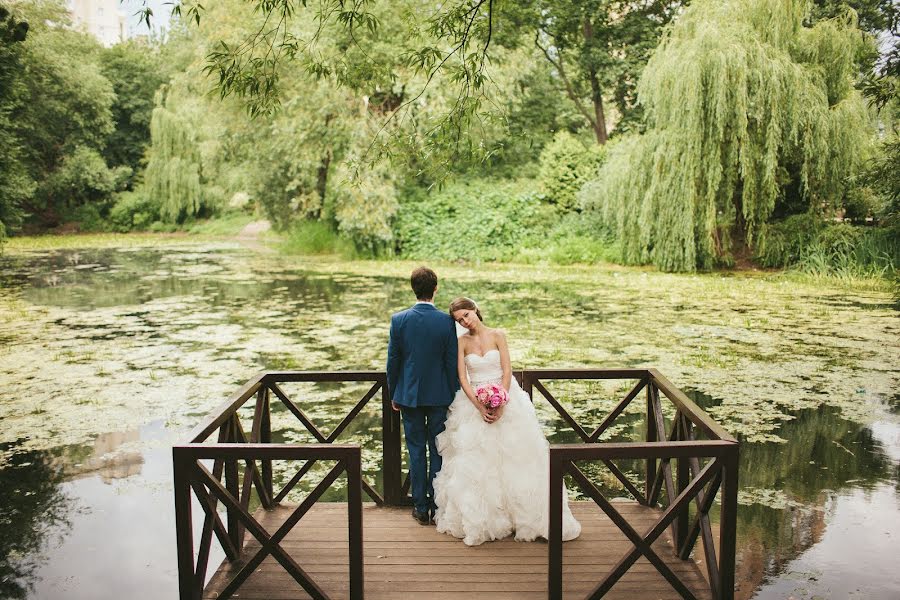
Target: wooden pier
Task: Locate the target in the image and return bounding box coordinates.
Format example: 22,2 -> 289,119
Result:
203,502 -> 713,600
174,369 -> 738,600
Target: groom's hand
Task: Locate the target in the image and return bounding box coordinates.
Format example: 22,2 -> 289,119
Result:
391,400 -> 401,412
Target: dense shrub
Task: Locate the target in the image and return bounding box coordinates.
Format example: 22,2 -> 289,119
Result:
537,131 -> 604,211
395,179 -> 556,261
108,191 -> 160,232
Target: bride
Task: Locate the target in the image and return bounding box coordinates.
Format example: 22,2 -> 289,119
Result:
433,297 -> 581,546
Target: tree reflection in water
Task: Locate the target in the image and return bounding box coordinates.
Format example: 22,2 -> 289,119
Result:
0,442 -> 71,600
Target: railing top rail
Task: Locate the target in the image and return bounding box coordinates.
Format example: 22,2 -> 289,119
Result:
262,371 -> 386,383
519,368 -> 651,379
174,442 -> 362,460
186,368 -> 736,445
188,373 -> 266,444
648,369 -> 737,443
550,440 -> 738,460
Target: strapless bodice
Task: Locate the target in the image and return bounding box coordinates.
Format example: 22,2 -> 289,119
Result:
464,349 -> 503,387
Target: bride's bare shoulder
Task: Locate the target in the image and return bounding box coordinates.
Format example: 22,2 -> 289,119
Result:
489,328 -> 508,343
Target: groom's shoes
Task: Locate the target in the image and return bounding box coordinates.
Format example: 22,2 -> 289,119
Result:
412,508 -> 430,526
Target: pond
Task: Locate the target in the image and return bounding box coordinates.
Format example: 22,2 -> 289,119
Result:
0,241 -> 898,599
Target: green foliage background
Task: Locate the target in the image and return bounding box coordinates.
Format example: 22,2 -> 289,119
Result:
0,0 -> 896,279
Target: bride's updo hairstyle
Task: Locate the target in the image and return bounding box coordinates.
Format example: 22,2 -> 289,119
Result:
449,297 -> 483,322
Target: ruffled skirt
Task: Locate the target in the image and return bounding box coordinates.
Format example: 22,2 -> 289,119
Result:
433,380 -> 581,546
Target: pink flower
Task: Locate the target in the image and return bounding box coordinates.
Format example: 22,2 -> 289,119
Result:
475,384 -> 508,410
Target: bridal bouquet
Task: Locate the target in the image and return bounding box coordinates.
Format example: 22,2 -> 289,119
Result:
475,383 -> 509,410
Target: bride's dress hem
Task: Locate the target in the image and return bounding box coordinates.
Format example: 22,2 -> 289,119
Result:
432,350 -> 581,547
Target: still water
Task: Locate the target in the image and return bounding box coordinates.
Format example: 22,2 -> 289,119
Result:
0,242 -> 898,599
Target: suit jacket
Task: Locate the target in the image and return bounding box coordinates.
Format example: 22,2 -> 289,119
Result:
386,303 -> 459,408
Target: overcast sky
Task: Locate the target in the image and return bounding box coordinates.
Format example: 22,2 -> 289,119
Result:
120,0 -> 172,37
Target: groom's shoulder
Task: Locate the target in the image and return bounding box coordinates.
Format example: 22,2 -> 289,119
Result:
390,308 -> 410,322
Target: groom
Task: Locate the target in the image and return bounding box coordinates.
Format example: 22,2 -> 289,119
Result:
386,266 -> 459,525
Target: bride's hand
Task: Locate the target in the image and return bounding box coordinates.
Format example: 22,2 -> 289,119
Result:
478,404 -> 496,423
491,404 -> 505,422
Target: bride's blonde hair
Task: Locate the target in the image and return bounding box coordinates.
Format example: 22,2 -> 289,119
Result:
449,297 -> 484,322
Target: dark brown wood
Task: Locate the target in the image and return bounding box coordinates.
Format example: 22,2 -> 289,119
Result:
269,382 -> 329,443
533,379 -> 590,441
263,371 -> 385,383
567,462 -> 705,600
548,451 -> 564,600
326,381 -> 381,443
679,417 -> 723,595
525,369 -> 651,379
173,447 -> 198,600
276,459 -> 318,504
675,415 -> 690,555
381,376 -> 402,506
224,417 -> 242,552
651,387 -> 678,547
234,416 -> 273,510
549,440 -> 736,460
589,378 -> 647,442
719,447 -> 740,600
345,456 -> 365,600
600,458 -> 643,502
175,368 -> 737,600
189,377 -> 264,443
203,502 -> 713,600
195,462 -> 334,600
261,386 -> 273,501
649,369 -> 737,443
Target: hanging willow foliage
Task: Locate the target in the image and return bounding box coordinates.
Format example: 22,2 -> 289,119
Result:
144,87 -> 202,223
580,0 -> 873,271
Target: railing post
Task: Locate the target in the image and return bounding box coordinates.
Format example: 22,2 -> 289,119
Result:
224,416 -> 242,551
382,376 -> 403,505
548,448 -> 564,600
719,444 -> 740,600
675,416 -> 690,553
346,450 -> 365,600
257,385 -> 273,503
173,447 -> 199,600
645,382 -> 657,505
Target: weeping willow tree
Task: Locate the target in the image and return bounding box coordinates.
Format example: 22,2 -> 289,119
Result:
144,87 -> 202,223
580,0 -> 874,271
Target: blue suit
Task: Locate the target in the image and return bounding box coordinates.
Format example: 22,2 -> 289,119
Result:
386,302 -> 459,514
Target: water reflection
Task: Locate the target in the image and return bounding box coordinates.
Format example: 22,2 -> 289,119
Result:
739,408 -> 900,599
0,442 -> 70,600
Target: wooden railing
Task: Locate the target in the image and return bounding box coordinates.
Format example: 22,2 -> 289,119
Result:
537,369 -> 739,600
172,371 -> 398,600
173,368 -> 737,600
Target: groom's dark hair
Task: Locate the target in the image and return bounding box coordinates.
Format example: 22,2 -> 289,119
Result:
410,266 -> 438,300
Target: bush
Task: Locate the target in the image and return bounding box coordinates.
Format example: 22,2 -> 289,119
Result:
537,131 -> 605,211
108,191 -> 160,232
394,179 -> 557,261
71,204 -> 107,232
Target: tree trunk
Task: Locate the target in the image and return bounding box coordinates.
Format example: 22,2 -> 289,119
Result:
583,17 -> 608,145
315,150 -> 331,211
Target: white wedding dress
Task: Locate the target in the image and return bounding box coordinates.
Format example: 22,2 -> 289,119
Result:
433,349 -> 582,546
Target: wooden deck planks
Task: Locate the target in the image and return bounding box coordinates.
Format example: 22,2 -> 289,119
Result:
203,501 -> 713,600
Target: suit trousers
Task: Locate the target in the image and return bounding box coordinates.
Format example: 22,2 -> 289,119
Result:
400,405 -> 448,514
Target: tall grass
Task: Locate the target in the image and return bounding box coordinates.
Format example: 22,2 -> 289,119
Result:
280,220 -> 359,258
757,215 -> 898,279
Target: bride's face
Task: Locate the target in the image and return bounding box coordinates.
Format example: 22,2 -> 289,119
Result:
452,309 -> 478,331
